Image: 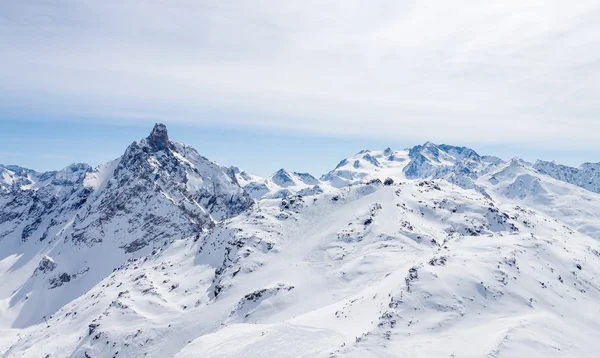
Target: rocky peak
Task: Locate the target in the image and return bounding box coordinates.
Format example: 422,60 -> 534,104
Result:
362,153 -> 381,167
293,172 -> 319,185
271,169 -> 295,187
147,123 -> 171,151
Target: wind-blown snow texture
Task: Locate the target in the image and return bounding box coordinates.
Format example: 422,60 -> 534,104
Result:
1,128 -> 600,357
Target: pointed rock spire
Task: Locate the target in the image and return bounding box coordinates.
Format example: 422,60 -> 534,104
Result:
148,123 -> 170,151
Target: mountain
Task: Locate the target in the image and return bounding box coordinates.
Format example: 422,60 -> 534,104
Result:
322,148 -> 411,187
0,124 -> 252,332
234,167 -> 327,199
534,160 -> 600,194
0,165 -> 38,192
322,143 -> 504,199
404,142 -> 503,179
2,135 -> 600,357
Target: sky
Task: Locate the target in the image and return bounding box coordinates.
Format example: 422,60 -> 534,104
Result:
1,1 -> 599,176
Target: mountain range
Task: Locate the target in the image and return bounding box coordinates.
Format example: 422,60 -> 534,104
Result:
1,124 -> 600,357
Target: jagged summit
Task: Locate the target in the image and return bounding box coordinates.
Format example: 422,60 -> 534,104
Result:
147,123 -> 171,151
270,168 -> 294,186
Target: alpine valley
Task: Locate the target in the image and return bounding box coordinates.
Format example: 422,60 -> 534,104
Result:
1,124 -> 600,357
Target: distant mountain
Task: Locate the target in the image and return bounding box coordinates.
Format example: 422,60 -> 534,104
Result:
534,160 -> 600,194
321,148 -> 410,187
321,143 -> 504,198
233,167 -> 326,199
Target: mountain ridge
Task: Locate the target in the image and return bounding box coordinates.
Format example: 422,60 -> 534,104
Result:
2,124 -> 600,357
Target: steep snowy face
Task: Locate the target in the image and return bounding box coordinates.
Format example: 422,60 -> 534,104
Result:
230,166 -> 255,186
66,124 -> 253,249
534,160 -> 600,194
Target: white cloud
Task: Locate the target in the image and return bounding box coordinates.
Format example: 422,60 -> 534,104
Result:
1,0 -> 599,146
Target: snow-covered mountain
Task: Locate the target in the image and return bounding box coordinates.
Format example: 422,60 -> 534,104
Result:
234,167 -> 327,199
322,148 -> 410,187
322,143 -> 504,201
2,131 -> 600,357
534,160 -> 600,194
0,124 -> 252,334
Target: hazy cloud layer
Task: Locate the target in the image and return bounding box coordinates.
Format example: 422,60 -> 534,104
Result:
1,0 -> 599,145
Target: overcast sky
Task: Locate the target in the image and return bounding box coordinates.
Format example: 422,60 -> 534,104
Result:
1,1 -> 599,175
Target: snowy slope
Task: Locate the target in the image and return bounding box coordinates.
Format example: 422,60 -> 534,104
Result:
2,135 -> 600,357
481,158 -> 600,240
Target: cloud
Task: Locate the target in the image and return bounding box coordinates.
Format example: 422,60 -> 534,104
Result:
1,0 -> 599,146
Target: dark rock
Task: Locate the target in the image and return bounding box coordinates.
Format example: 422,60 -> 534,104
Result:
34,256 -> 57,275
88,323 -> 100,335
367,178 -> 382,186
121,239 -> 149,253
147,123 -> 170,151
49,272 -> 71,289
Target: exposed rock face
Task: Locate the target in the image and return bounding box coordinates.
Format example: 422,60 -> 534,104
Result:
404,142 -> 486,179
49,273 -> 71,289
534,160 -> 600,194
0,164 -> 93,244
34,256 -> 58,276
147,123 -> 171,151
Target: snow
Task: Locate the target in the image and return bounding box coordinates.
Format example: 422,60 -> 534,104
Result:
322,148 -> 411,187
2,129 -> 600,357
83,158 -> 120,192
236,168 -> 336,200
